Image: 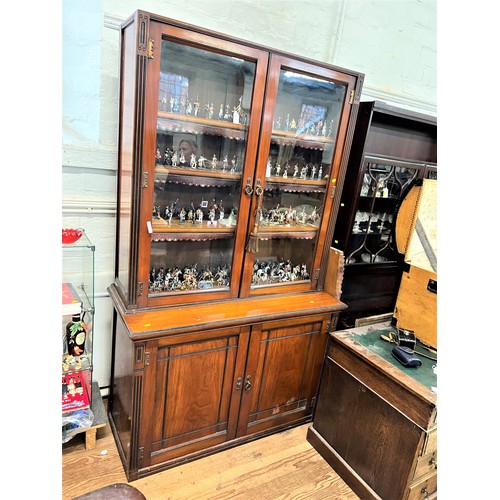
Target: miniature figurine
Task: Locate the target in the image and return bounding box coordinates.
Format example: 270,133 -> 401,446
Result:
164,147 -> 172,166
172,96 -> 180,113
190,153 -> 197,169
209,208 -> 216,224
293,164 -> 299,178
179,207 -> 186,224
318,166 -> 323,179
327,119 -> 335,137
310,165 -> 316,179
198,155 -> 206,168
230,155 -> 238,174
218,104 -> 224,120
194,97 -> 201,117
186,98 -> 193,115
171,151 -> 178,167
222,155 -> 228,172
161,93 -> 168,111
275,163 -> 281,176
196,208 -> 204,224
179,150 -> 186,165
155,147 -> 162,166
165,206 -> 173,225
300,165 -> 308,179
233,98 -> 242,124
211,154 -> 217,170
266,158 -> 272,177
283,162 -> 289,178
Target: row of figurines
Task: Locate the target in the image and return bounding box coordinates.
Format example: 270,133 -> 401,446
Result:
159,93 -> 336,138
156,147 -> 242,173
266,159 -> 326,180
251,259 -> 310,285
156,146 -> 326,181
153,200 -> 237,225
152,201 -> 320,227
149,264 -> 231,292
273,115 -> 337,137
160,94 -> 248,125
148,258 -> 310,293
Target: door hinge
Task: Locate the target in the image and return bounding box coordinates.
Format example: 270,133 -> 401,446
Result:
330,184 -> 336,199
138,447 -> 144,460
315,268 -> 320,281
310,397 -> 317,409
325,321 -> 331,334
144,351 -> 150,366
349,89 -> 355,104
137,281 -> 144,296
142,171 -> 149,188
147,38 -> 154,59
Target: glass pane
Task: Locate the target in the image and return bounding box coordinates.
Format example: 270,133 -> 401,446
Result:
347,161 -> 418,264
252,69 -> 346,288
151,39 -> 255,296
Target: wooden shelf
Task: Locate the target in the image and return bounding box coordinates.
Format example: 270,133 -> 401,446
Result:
157,112 -> 247,140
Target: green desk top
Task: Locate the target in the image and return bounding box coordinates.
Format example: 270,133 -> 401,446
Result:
352,327 -> 437,391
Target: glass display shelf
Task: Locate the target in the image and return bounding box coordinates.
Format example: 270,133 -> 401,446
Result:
62,229 -> 95,414
345,157 -> 419,266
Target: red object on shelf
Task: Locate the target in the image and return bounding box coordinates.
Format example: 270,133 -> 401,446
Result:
62,228 -> 83,244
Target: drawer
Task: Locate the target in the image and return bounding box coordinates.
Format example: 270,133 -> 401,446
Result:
412,450 -> 437,481
408,471 -> 437,500
422,427 -> 437,455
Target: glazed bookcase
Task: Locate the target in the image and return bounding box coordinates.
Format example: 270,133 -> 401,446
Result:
331,101 -> 437,327
109,9 -> 364,480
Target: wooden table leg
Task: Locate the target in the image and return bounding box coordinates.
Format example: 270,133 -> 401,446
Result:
85,427 -> 97,450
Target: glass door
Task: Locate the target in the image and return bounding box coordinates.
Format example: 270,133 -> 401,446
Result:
241,55 -> 356,296
346,156 -> 421,265
146,25 -> 268,305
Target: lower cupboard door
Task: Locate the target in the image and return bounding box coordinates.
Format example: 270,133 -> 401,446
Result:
237,315 -> 329,437
143,330 -> 249,467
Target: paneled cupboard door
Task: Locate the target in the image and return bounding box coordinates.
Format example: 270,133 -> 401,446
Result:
240,55 -> 358,297
140,327 -> 250,470
236,315 -> 330,437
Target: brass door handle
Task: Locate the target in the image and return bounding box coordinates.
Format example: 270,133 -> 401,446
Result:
244,177 -> 253,195
244,375 -> 252,391
235,376 -> 242,390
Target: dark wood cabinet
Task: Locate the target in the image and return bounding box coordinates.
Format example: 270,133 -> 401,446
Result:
109,9 -> 363,480
332,101 -> 437,327
307,323 -> 437,500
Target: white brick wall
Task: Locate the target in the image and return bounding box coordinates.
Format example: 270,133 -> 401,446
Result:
62,0 -> 437,391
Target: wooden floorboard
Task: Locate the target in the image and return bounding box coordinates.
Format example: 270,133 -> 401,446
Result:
62,399 -> 358,500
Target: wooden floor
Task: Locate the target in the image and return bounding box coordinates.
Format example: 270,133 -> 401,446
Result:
62,399 -> 358,500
